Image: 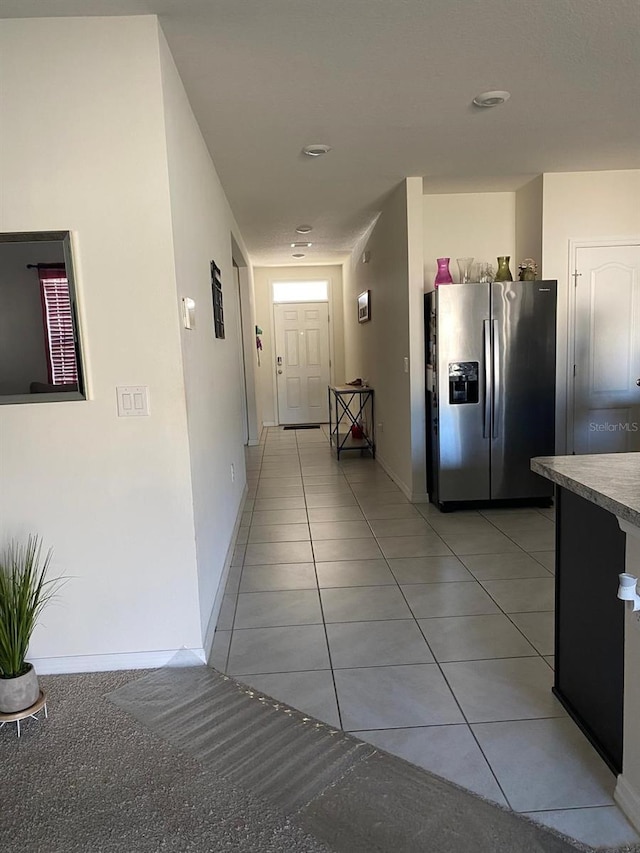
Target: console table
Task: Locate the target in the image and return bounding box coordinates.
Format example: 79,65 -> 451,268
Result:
328,385 -> 375,460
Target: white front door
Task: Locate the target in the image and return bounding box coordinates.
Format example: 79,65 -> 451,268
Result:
573,244 -> 640,453
274,301 -> 330,424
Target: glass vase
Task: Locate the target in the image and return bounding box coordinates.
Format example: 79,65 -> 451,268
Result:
457,257 -> 475,283
495,256 -> 513,282
434,258 -> 453,288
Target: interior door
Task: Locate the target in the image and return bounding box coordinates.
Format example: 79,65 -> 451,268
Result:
573,245 -> 640,454
274,301 -> 330,424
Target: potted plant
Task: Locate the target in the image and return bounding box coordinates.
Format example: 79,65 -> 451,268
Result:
0,536 -> 64,713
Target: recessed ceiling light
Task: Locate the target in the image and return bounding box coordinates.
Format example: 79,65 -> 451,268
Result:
302,144 -> 331,157
472,90 -> 511,108
292,253 -> 306,259
291,242 -> 312,248
295,225 -> 313,234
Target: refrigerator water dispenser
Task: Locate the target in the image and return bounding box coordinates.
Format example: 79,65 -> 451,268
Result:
448,362 -> 479,404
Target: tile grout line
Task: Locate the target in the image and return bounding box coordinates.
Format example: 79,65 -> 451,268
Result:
329,438 -> 518,809
333,438 -> 519,810
298,426 -> 345,732
234,429 -> 571,817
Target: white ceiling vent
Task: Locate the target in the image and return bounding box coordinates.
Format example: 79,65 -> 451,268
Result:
472,91 -> 511,108
302,144 -> 331,157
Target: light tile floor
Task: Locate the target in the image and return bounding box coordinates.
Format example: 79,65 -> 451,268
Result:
211,426 -> 640,850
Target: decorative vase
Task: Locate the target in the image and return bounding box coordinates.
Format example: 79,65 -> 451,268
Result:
434,258 -> 453,288
0,663 -> 39,713
495,256 -> 513,282
520,268 -> 537,281
457,257 -> 475,283
478,262 -> 494,283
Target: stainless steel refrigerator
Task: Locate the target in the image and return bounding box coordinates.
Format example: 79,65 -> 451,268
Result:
425,281 -> 556,509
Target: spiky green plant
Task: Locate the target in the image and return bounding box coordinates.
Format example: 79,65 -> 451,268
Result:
0,536 -> 64,678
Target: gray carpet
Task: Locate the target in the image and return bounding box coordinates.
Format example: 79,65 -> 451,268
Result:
0,665 -> 634,852
1,670 -> 331,853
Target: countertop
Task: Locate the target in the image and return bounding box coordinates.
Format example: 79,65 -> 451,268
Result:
531,453 -> 640,529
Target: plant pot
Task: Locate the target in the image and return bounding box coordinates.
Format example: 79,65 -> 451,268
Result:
0,663 -> 39,713
520,269 -> 537,281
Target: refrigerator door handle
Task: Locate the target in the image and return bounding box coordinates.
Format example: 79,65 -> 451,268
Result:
483,319 -> 491,438
492,319 -> 500,439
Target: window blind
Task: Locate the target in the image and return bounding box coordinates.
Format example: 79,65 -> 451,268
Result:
39,269 -> 78,384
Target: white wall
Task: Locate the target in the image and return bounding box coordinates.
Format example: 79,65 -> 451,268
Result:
343,182 -> 413,494
158,27 -> 254,643
253,265 -> 344,425
542,170 -> 640,453
406,177 -> 427,501
423,192 -> 516,286
617,525 -> 640,833
515,176 -> 543,270
0,17 -> 202,668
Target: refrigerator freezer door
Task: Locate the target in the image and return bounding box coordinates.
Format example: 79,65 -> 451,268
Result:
490,280 -> 556,499
436,284 -> 490,502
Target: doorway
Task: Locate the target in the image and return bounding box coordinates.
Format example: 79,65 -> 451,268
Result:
231,235 -> 260,445
273,301 -> 330,424
233,263 -> 249,445
570,242 -> 640,454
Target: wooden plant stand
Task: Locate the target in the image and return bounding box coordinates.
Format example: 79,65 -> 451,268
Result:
0,691 -> 47,738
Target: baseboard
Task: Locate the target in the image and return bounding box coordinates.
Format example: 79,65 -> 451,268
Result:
31,647 -> 206,675
375,452 -> 413,501
262,421 -> 277,428
247,424 -> 264,446
202,484 -> 248,660
374,452 -> 427,504
615,774 -> 640,833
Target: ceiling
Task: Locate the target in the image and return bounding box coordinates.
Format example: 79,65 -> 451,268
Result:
2,0 -> 640,266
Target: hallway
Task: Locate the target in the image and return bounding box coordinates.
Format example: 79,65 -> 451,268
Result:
211,427 -> 639,849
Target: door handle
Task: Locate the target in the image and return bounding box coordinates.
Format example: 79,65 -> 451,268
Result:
483,320 -> 491,438
277,369 -> 283,374
492,320 -> 499,439
636,378 -> 640,387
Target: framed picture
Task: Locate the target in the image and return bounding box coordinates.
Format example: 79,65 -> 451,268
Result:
211,260 -> 225,339
357,290 -> 370,323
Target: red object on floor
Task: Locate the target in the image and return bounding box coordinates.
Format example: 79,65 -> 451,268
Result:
351,423 -> 364,439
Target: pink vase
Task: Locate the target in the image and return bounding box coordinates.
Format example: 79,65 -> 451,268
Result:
434,258 -> 453,288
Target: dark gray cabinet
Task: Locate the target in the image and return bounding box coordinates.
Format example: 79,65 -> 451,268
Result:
555,487 -> 625,772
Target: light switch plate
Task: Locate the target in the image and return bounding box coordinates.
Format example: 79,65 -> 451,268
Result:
117,386 -> 149,417
182,297 -> 196,330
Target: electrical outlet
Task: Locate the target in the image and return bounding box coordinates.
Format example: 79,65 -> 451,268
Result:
403,357 -> 409,373
377,422 -> 384,433
230,463 -> 235,482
